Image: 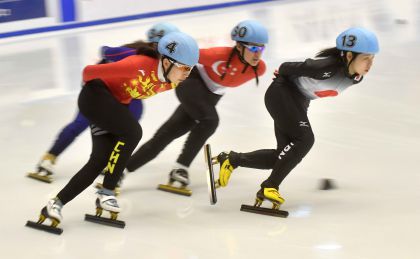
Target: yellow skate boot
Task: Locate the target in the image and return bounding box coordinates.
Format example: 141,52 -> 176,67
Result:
216,152 -> 236,188
255,188 -> 285,210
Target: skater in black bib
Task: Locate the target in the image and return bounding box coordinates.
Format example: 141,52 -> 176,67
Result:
213,27 -> 379,210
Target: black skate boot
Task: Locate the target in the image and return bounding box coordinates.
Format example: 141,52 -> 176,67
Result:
157,168 -> 192,196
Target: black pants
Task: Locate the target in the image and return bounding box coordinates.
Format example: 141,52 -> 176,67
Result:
57,80 -> 142,205
127,69 -> 221,171
229,80 -> 314,189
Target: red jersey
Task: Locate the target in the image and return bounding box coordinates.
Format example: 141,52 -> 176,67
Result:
197,47 -> 266,95
83,55 -> 175,104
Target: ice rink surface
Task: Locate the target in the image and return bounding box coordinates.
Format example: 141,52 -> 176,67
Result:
1,0 -> 419,258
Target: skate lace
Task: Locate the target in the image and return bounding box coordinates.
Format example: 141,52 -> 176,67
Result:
219,152 -> 237,171
267,189 -> 280,197
107,200 -> 118,207
51,204 -> 62,213
104,197 -> 118,207
223,163 -> 233,172
99,194 -> 119,208
174,169 -> 188,178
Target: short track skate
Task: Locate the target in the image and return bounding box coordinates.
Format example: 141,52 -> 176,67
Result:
240,196 -> 288,218
26,170 -> 53,183
204,144 -> 217,205
157,182 -> 192,196
25,207 -> 63,235
85,206 -> 125,228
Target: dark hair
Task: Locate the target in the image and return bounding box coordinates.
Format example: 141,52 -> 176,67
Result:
316,47 -> 341,59
123,40 -> 159,59
316,47 -> 360,64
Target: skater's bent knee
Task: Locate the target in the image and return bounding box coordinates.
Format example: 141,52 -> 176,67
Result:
128,124 -> 142,144
300,132 -> 315,152
199,118 -> 219,135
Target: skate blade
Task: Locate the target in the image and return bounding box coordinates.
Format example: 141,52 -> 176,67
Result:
206,170 -> 217,205
204,144 -> 217,204
94,183 -> 120,196
84,214 -> 125,228
25,220 -> 63,235
26,172 -> 52,183
157,184 -> 192,196
240,204 -> 289,218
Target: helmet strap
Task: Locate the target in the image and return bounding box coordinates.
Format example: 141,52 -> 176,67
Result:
236,42 -> 250,66
161,56 -> 175,83
237,43 -> 260,85
219,45 -> 260,85
252,66 -> 259,85
220,48 -> 236,80
240,44 -> 246,62
341,50 -> 360,79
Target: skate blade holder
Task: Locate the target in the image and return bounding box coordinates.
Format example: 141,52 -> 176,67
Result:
26,172 -> 52,183
210,157 -> 218,165
84,214 -> 125,228
157,184 -> 192,196
25,220 -> 63,235
240,204 -> 289,218
204,144 -> 217,204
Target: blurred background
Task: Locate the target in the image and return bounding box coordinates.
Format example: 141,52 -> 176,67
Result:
1,0 -> 419,258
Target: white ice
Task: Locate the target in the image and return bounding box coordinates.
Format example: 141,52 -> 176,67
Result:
1,0 -> 419,258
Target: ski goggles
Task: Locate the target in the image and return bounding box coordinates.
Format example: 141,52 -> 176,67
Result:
168,59 -> 193,72
242,43 -> 265,53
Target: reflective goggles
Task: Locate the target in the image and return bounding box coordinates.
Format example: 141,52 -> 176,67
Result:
242,43 -> 265,53
168,59 -> 193,72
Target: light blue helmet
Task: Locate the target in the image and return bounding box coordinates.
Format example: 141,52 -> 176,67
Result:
336,27 -> 379,54
231,20 -> 268,44
147,22 -> 180,43
158,32 -> 199,67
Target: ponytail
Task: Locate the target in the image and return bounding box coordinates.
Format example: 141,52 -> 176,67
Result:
315,47 -> 341,59
123,40 -> 159,59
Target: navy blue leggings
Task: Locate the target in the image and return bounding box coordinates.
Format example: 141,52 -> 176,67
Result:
48,99 -> 143,156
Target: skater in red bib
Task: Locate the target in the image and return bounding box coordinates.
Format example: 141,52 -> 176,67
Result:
27,22 -> 180,184
26,32 -> 199,233
124,20 -> 268,196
